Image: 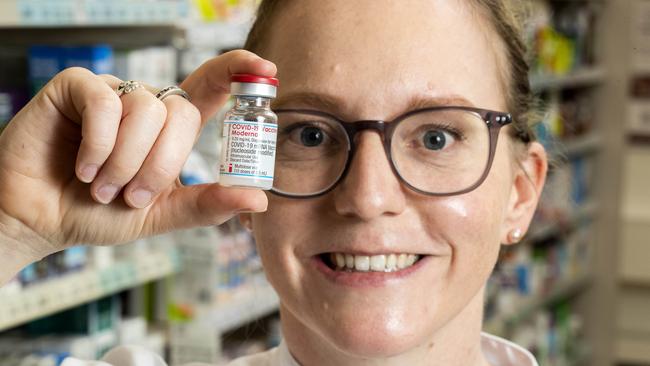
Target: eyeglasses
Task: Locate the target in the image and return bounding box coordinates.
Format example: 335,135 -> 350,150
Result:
270,106 -> 512,199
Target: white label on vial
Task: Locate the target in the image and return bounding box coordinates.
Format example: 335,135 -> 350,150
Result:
220,120 -> 277,180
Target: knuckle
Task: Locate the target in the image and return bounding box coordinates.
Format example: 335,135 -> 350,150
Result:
144,97 -> 167,122
226,49 -> 256,59
49,67 -> 93,91
149,163 -> 178,183
58,66 -> 93,79
83,138 -> 114,153
169,100 -> 201,129
105,157 -> 140,178
89,94 -> 121,115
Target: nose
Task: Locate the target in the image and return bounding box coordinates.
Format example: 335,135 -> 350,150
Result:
333,131 -> 406,220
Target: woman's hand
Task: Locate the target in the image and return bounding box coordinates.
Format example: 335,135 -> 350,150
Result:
0,50 -> 275,283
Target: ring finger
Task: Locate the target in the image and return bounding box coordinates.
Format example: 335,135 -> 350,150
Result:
123,94 -> 201,209
91,79 -> 167,204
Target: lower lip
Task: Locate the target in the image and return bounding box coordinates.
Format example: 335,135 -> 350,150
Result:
311,255 -> 431,288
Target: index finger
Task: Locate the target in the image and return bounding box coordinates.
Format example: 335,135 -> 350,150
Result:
180,50 -> 277,123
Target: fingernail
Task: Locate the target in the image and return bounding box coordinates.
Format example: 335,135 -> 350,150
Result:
130,188 -> 153,208
234,207 -> 265,214
79,164 -> 99,183
96,184 -> 120,204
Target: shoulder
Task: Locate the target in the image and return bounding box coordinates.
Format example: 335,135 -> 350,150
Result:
223,347 -> 278,366
61,345 -> 281,366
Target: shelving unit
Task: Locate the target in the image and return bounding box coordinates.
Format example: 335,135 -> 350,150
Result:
560,133 -> 603,159
0,0 -> 189,27
0,249 -> 179,332
616,333 -> 650,365
531,67 -> 607,92
595,1 -> 650,366
0,1 -> 268,364
211,274 -> 279,334
527,200 -> 599,242
483,1 -> 625,365
485,273 -> 592,337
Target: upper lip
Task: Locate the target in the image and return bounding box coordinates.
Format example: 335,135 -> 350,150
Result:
308,238 -> 448,257
315,249 -> 425,256
303,228 -> 451,258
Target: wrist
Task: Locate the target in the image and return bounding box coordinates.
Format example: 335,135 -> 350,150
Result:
0,214 -> 49,286
0,230 -> 38,286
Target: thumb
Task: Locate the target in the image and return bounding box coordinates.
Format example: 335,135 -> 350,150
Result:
180,50 -> 277,123
146,184 -> 268,233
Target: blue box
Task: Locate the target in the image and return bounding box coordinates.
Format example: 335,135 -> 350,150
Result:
28,45 -> 114,96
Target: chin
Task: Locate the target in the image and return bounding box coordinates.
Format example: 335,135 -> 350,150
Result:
317,309 -> 427,358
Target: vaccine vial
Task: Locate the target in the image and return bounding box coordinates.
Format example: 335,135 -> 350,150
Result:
219,74 -> 279,189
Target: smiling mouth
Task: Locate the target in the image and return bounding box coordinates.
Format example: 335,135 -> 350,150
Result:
319,253 -> 424,272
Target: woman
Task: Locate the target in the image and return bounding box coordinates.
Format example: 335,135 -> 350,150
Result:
0,0 -> 547,365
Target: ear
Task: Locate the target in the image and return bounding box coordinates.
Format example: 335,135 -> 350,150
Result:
500,141 -> 548,245
238,213 -> 253,232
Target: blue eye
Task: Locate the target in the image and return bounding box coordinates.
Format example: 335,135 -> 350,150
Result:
300,127 -> 324,147
423,130 -> 449,150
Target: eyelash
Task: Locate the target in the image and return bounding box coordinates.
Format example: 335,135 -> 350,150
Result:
279,121 -> 328,135
416,123 -> 465,141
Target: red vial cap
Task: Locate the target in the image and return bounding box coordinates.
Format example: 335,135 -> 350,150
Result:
231,74 -> 279,87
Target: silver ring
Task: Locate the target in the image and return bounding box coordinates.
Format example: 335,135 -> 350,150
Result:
155,86 -> 191,102
116,80 -> 144,97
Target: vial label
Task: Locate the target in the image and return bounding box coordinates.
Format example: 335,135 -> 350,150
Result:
219,120 -> 277,182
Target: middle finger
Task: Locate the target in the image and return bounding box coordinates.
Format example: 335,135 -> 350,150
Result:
123,94 -> 201,209
91,83 -> 167,204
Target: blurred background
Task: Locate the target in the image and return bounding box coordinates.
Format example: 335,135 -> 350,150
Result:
0,0 -> 647,365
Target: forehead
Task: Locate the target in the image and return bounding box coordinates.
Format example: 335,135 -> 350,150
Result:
262,0 -> 507,120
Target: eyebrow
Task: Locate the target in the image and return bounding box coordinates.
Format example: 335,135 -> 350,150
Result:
273,92 -> 342,111
272,91 -> 477,116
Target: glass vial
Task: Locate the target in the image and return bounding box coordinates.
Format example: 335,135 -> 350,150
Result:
219,74 -> 279,189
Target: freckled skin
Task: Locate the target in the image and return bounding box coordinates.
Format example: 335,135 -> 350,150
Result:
239,0 -> 546,365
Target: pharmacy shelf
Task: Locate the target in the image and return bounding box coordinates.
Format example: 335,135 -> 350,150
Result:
554,133 -> 603,160
616,332 -> 650,364
211,274 -> 280,334
0,1 -> 189,28
0,250 -> 180,332
570,346 -> 592,366
530,67 -> 607,92
527,200 -> 599,243
0,22 -> 180,29
484,273 -> 593,337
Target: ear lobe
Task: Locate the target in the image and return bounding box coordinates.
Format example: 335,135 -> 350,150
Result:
238,213 -> 254,232
501,142 -> 548,245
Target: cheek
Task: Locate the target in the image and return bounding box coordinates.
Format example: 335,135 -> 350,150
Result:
417,172 -> 510,293
250,195 -> 316,302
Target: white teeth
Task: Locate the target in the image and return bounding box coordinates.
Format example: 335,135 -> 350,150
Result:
370,255 -> 387,271
331,253 -> 420,272
335,253 -> 345,268
345,254 -> 355,269
386,254 -> 397,271
355,256 -> 370,271
407,254 -> 417,266
397,254 -> 408,269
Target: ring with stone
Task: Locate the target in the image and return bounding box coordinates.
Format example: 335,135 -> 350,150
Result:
155,85 -> 191,102
115,80 -> 144,97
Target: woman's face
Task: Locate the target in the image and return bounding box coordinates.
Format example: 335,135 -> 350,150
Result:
243,0 -> 533,358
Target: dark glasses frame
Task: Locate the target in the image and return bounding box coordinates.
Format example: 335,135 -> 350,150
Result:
270,106 -> 513,199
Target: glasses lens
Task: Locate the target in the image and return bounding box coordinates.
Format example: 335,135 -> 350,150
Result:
273,111 -> 350,196
391,109 -> 490,194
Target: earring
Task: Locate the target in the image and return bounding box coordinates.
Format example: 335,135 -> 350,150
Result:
509,228 -> 523,243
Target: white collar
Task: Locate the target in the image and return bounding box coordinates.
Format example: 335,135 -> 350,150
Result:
274,332 -> 538,366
